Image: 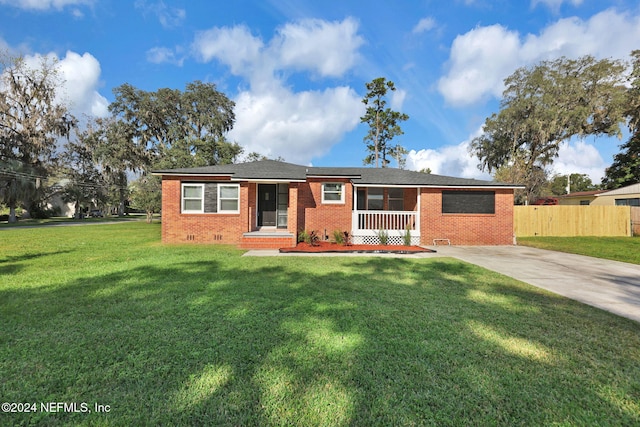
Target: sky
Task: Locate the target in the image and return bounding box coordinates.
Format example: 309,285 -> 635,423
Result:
1,0 -> 640,182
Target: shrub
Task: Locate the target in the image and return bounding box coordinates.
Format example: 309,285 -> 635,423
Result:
298,230 -> 320,246
378,228 -> 389,245
333,230 -> 345,245
309,230 -> 320,246
403,223 -> 412,246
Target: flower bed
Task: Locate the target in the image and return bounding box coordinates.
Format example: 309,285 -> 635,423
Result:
279,241 -> 434,254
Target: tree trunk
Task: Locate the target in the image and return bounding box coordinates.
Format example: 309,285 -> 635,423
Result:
375,111 -> 380,168
146,210 -> 153,223
118,184 -> 126,217
8,203 -> 17,223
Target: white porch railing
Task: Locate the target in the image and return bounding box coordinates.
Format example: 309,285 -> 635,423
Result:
352,210 -> 417,231
351,210 -> 420,245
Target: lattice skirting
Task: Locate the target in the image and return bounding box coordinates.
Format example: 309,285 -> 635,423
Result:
351,234 -> 421,246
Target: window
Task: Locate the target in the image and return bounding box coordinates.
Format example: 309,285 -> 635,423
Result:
277,183 -> 289,228
367,188 -> 384,210
615,198 -> 640,207
182,184 -> 204,213
181,182 -> 239,214
388,188 -> 404,211
442,191 -> 495,214
322,183 -> 344,204
218,184 -> 239,213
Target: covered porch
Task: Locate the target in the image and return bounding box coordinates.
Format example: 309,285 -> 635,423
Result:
351,185 -> 421,245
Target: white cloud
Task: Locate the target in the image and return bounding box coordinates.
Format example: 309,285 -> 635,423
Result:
531,0 -> 584,12
390,88 -> 407,111
193,25 -> 265,77
56,51 -> 108,117
22,51 -> 108,118
406,142 -> 490,180
273,18 -> 364,78
438,24 -> 521,105
0,0 -> 93,11
146,46 -> 184,66
134,0 -> 186,29
412,17 -> 436,34
406,127 -> 491,179
552,140 -> 607,183
407,134 -> 609,183
229,86 -> 363,164
191,18 -> 366,164
438,9 -> 640,106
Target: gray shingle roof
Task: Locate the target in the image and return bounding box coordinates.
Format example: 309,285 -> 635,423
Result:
153,159 -> 519,187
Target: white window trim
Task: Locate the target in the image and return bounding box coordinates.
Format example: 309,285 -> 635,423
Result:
322,182 -> 345,204
181,183 -> 204,213
218,183 -> 240,213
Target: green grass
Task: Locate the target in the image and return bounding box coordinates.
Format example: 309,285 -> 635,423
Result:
518,236 -> 640,265
1,223 -> 639,426
0,215 -> 149,228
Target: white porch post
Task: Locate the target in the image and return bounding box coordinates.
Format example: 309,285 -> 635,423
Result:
415,188 -> 421,232
352,186 -> 359,232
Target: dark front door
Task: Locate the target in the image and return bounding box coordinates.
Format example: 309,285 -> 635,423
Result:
258,184 -> 277,227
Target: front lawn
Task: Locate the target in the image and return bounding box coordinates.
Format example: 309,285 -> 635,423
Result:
518,236 -> 640,265
1,223 -> 639,426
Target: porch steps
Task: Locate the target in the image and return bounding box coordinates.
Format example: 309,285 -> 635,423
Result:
240,231 -> 296,250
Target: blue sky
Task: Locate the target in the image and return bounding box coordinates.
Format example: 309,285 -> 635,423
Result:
1,0 -> 640,182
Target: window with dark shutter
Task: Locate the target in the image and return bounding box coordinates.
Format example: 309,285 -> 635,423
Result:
442,191 -> 495,214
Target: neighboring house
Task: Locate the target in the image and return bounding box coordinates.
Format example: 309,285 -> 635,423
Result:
153,160 -> 522,249
591,183 -> 640,206
557,190 -> 606,206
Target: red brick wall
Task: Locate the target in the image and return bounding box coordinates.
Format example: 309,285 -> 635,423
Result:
298,179 -> 353,240
239,236 -> 296,250
161,176 -> 515,247
420,188 -> 515,245
403,188 -> 417,211
161,176 -> 249,245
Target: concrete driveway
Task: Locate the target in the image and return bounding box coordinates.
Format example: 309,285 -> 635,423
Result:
433,245 -> 640,323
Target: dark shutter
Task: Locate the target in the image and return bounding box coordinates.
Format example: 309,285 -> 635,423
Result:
442,191 -> 495,214
204,183 -> 218,213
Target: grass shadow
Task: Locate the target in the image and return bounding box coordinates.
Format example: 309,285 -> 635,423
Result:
1,246 -> 639,425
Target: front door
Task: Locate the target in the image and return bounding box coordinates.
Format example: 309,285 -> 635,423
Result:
258,184 -> 277,227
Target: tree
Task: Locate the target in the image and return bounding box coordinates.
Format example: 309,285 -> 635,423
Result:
0,53 -> 75,221
83,117 -> 148,216
243,152 -> 286,162
548,173 -> 597,196
602,50 -> 640,189
360,77 -> 409,168
59,133 -> 106,218
493,158 -> 548,204
602,135 -> 640,189
389,144 -> 408,170
471,55 -> 628,198
129,174 -> 161,223
109,81 -> 241,170
0,159 -> 39,222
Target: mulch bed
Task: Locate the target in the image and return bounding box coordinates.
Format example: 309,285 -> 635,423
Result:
279,241 -> 435,254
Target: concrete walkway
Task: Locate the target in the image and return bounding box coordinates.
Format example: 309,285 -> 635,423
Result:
433,245 -> 640,323
245,245 -> 640,323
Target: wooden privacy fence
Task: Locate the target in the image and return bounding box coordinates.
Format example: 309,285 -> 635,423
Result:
514,205 -> 633,237
632,207 -> 640,236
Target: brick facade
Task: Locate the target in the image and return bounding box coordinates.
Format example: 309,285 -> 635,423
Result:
419,188 -> 515,245
161,176 -> 250,245
161,176 -> 516,247
298,179 -> 353,240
